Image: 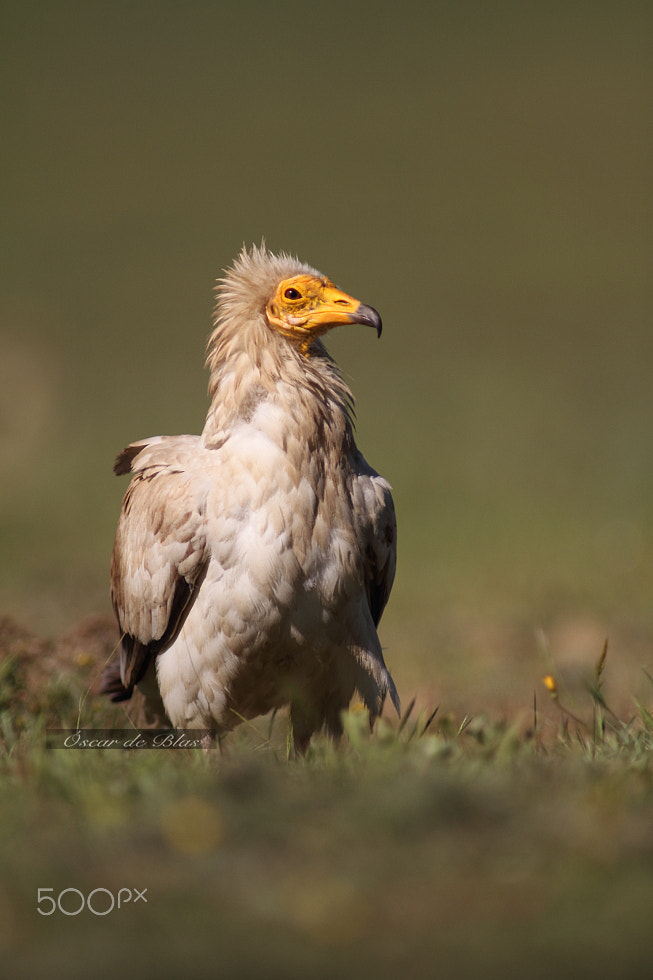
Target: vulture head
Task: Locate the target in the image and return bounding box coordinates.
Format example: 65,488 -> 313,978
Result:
208,245 -> 381,362
264,272 -> 382,346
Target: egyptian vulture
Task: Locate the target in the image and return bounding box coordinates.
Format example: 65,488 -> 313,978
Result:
102,245 -> 398,751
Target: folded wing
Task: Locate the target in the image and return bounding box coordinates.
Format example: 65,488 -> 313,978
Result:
350,452 -> 399,714
106,436 -> 209,698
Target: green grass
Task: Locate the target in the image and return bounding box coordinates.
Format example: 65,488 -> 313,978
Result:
1,634 -> 652,979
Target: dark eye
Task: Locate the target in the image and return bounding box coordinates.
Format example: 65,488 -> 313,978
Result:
284,287 -> 302,300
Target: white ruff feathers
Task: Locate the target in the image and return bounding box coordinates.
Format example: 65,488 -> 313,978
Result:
105,245 -> 398,750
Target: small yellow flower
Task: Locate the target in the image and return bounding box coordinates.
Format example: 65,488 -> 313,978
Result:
542,675 -> 558,695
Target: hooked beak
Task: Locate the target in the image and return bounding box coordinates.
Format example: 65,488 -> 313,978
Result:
351,302 -> 382,338
312,285 -> 383,338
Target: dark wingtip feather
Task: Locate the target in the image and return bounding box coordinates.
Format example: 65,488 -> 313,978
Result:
99,658 -> 133,702
114,443 -> 147,476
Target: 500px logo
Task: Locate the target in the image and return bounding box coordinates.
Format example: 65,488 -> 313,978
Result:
37,887 -> 147,916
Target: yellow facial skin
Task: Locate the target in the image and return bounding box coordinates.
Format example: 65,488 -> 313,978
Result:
265,274 -> 382,352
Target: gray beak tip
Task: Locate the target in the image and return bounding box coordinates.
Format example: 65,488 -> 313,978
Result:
355,303 -> 382,338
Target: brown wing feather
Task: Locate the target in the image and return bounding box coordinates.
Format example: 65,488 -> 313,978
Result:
345,454 -> 399,716
351,453 -> 397,628
107,437 -> 209,696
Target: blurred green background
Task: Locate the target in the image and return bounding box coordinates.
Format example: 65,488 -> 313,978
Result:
2,0 -> 652,708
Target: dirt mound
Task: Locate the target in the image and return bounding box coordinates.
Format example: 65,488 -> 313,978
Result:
0,613 -> 122,729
